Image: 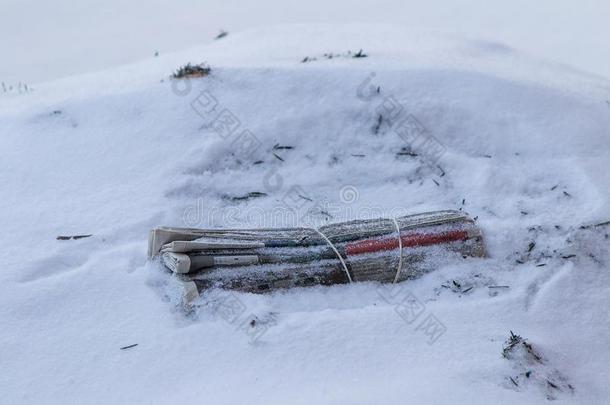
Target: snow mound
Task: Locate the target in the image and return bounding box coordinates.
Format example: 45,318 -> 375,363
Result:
0,25 -> 609,404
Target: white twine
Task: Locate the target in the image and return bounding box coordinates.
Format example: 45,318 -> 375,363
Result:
392,217 -> 404,284
314,217 -> 403,285
312,218 -> 402,284
314,228 -> 353,283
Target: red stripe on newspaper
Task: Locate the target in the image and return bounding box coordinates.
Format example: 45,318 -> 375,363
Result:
345,230 -> 469,255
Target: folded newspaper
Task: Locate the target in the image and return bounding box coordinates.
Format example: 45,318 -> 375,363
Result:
148,210 -> 485,303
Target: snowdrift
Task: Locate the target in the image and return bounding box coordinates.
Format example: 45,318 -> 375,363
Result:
0,25 -> 609,404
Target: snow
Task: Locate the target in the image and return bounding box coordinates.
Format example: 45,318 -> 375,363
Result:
1,24 -> 609,404
3,0 -> 610,84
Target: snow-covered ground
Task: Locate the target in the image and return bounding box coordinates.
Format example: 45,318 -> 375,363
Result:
1,25 -> 609,404
2,0 -> 610,85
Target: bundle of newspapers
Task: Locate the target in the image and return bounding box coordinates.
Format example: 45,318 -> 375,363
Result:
148,210 -> 485,300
